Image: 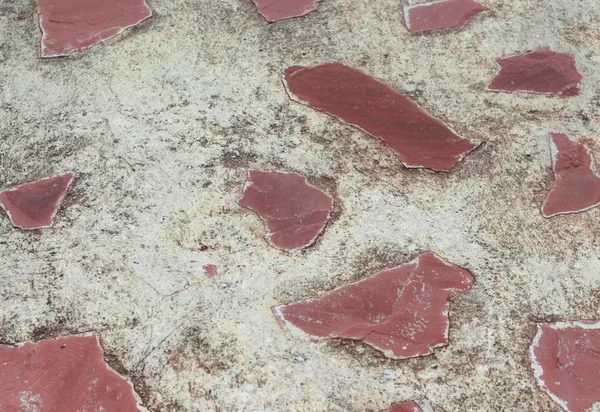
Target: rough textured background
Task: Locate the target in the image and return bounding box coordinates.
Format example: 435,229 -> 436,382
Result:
1,0 -> 599,410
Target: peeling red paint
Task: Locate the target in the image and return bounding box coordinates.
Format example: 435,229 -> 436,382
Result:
283,63 -> 480,172
404,0 -> 488,33
0,333 -> 141,411
530,321 -> 600,412
0,173 -> 74,230
239,170 -> 334,253
273,252 -> 474,359
252,0 -> 321,22
203,264 -> 218,278
542,133 -> 600,218
382,401 -> 423,412
36,0 -> 152,57
487,51 -> 582,97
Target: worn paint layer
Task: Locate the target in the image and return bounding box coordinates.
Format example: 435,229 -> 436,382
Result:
530,321 -> 600,412
487,51 -> 582,96
273,252 -> 474,359
252,0 -> 321,22
404,0 -> 488,33
239,170 -> 334,253
542,133 -> 600,218
36,0 -> 152,57
203,264 -> 218,278
0,334 -> 142,411
283,63 -> 480,172
382,400 -> 423,412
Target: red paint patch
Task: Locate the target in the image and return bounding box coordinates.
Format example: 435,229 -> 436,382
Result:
530,321 -> 600,412
487,51 -> 582,97
404,0 -> 488,33
252,0 -> 321,22
203,264 -> 218,278
283,63 -> 480,172
36,0 -> 152,58
0,173 -> 74,230
0,334 -> 141,411
542,133 -> 600,218
382,401 -> 423,412
239,171 -> 334,253
273,252 -> 474,359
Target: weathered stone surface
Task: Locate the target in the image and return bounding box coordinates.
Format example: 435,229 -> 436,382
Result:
0,333 -> 141,411
0,172 -> 74,230
382,400 -> 423,412
530,321 -> 600,412
273,252 -> 474,359
239,170 -> 334,253
36,0 -> 152,57
404,0 -> 488,33
252,0 -> 321,22
487,51 -> 582,96
283,63 -> 480,172
542,133 -> 600,218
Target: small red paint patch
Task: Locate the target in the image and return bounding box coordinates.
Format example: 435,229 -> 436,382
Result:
404,0 -> 488,33
203,264 -> 217,278
0,173 -> 74,230
0,334 -> 141,411
36,0 -> 152,57
252,0 -> 321,22
283,63 -> 480,172
382,401 -> 423,412
530,321 -> 600,412
239,170 -> 334,253
487,51 -> 582,97
273,252 -> 474,359
542,133 -> 600,218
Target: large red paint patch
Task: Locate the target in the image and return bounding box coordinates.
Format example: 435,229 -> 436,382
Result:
0,333 -> 142,411
530,321 -> 600,412
36,0 -> 152,57
382,400 -> 423,412
253,0 -> 322,22
273,252 -> 474,359
0,172 -> 74,230
542,133 -> 600,218
283,63 -> 480,172
239,170 -> 334,253
487,51 -> 582,97
404,0 -> 488,33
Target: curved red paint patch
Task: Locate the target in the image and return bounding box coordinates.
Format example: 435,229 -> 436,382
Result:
382,400 -> 423,412
404,0 -> 489,33
252,0 -> 322,22
0,334 -> 141,411
239,170 -> 334,253
542,133 -> 600,218
530,321 -> 600,412
487,51 -> 582,97
273,252 -> 475,359
283,63 -> 480,172
0,173 -> 74,230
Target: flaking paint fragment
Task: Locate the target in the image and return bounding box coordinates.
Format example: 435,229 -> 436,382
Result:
0,333 -> 143,411
252,0 -> 322,22
542,133 -> 600,218
273,252 -> 474,359
404,0 -> 489,33
0,172 -> 74,230
530,321 -> 600,412
239,170 -> 334,253
382,400 -> 423,412
283,63 -> 480,172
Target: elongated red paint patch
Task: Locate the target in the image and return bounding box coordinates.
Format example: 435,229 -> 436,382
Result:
253,0 -> 321,22
383,401 -> 423,412
273,252 -> 474,359
530,321 -> 600,412
0,334 -> 142,411
404,0 -> 488,33
487,51 -> 582,97
0,173 -> 74,230
239,171 -> 334,253
283,63 -> 480,172
36,0 -> 152,57
542,133 -> 600,218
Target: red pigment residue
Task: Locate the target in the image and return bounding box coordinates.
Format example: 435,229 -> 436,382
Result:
203,264 -> 217,278
487,51 -> 582,97
252,0 -> 321,22
542,133 -> 600,218
0,172 -> 74,230
36,0 -> 152,58
283,63 -> 480,172
382,401 -> 423,412
404,0 -> 488,33
0,333 -> 141,411
239,170 -> 334,253
530,321 -> 600,412
273,252 -> 474,359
